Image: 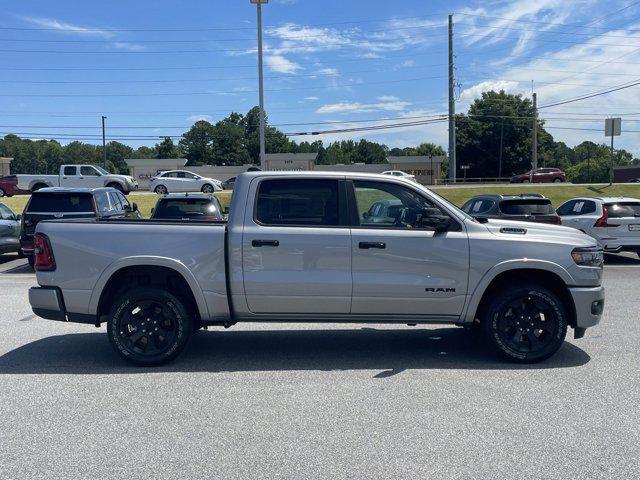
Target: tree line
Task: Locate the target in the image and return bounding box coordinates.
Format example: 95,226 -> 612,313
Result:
1,93 -> 637,182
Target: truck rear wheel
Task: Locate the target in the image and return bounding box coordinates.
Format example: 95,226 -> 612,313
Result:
31,183 -> 47,192
107,287 -> 193,366
481,284 -> 567,363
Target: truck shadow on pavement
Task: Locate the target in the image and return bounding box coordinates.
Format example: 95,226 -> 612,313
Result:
0,327 -> 590,376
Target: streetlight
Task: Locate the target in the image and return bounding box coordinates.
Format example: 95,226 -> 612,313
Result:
250,0 -> 268,170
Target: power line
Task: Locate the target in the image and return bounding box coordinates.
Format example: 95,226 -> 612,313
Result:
539,78 -> 640,108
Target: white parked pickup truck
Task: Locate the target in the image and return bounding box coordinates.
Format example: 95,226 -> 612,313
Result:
16,164 -> 138,194
29,172 -> 605,365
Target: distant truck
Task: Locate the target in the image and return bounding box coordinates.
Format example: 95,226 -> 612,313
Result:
15,165 -> 138,194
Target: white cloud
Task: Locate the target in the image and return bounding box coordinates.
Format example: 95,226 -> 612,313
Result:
316,99 -> 411,114
188,115 -> 213,123
112,42 -> 146,52
304,96 -> 319,101
317,68 -> 338,76
459,80 -> 520,103
377,95 -> 400,102
20,15 -> 114,38
265,54 -> 301,73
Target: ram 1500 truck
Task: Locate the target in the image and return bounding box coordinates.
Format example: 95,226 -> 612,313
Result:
16,164 -> 138,194
29,172 -> 605,365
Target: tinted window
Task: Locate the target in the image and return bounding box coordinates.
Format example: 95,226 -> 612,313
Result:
80,166 -> 100,176
108,192 -> 123,210
556,200 -> 577,216
464,199 -> 494,214
500,200 -> 555,215
63,166 -> 76,176
27,193 -> 94,213
162,172 -> 177,178
256,179 -> 339,226
353,180 -> 438,229
95,192 -> 112,214
117,192 -> 130,209
605,202 -> 640,218
0,203 -> 14,220
153,198 -> 222,220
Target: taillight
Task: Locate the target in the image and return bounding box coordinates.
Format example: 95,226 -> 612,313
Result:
549,216 -> 562,225
33,232 -> 56,271
594,207 -> 619,228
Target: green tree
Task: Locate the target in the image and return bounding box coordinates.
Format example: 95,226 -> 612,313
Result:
179,120 -> 216,166
211,112 -> 251,165
156,137 -> 180,159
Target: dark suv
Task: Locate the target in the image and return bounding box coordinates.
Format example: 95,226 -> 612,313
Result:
461,194 -> 561,224
20,187 -> 139,267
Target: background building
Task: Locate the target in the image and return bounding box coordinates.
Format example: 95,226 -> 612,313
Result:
0,157 -> 12,177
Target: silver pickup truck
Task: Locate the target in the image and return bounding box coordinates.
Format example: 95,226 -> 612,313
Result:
29,171 -> 605,365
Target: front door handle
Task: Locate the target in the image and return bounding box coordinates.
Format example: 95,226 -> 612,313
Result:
359,241 -> 386,249
252,239 -> 280,247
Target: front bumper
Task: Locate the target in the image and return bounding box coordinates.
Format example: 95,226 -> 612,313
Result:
569,285 -> 605,330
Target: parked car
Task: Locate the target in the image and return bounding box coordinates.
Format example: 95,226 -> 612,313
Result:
0,175 -> 31,198
20,187 -> 139,267
510,168 -> 566,183
29,172 -> 604,366
557,197 -> 640,256
629,178 -> 640,183
14,165 -> 138,194
381,170 -> 416,182
150,193 -> 224,221
0,202 -> 22,257
461,194 -> 562,224
150,170 -> 223,194
222,177 -> 236,190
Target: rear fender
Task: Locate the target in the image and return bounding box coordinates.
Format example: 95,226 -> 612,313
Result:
88,256 -> 210,320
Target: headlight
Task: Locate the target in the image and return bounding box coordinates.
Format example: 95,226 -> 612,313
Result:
571,247 -> 604,267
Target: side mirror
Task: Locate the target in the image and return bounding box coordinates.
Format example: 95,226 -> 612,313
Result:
15,214 -> 22,221
132,202 -> 138,212
363,211 -> 371,219
222,207 -> 229,215
421,208 -> 451,232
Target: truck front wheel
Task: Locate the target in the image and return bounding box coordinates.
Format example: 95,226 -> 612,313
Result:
481,284 -> 567,363
107,182 -> 124,193
107,287 -> 193,366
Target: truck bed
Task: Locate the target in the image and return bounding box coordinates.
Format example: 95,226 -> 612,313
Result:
35,218 -> 229,321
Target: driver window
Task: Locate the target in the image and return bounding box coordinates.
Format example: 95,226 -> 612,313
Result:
353,180 -> 439,229
81,166 -> 100,176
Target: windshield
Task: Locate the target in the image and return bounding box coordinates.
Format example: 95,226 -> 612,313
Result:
421,185 -> 475,221
95,166 -> 110,175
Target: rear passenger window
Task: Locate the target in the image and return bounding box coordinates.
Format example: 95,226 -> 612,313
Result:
255,179 -> 340,226
95,192 -> 112,213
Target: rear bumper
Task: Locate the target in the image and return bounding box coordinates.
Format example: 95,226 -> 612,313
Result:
569,285 -> 605,329
29,286 -> 95,324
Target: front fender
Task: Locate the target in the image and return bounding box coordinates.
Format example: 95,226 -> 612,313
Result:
460,259 -> 573,324
88,256 -> 210,320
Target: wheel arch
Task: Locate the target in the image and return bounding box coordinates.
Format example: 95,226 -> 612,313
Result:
90,257 -> 210,323
463,262 -> 576,328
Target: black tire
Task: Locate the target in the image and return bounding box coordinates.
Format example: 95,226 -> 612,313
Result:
481,283 -> 567,363
553,178 -> 563,183
107,287 -> 193,366
521,179 -> 530,183
201,183 -> 214,194
107,182 -> 124,193
154,185 -> 168,195
27,256 -> 35,269
31,183 -> 47,192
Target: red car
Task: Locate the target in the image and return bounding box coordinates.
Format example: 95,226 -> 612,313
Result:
0,175 -> 30,197
510,168 -> 566,183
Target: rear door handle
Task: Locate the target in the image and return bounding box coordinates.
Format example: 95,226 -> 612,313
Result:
252,239 -> 280,247
359,241 -> 386,249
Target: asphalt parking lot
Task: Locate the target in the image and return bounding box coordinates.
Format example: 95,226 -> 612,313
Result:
0,255 -> 639,479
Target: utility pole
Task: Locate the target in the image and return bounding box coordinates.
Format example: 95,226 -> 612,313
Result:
448,14 -> 456,184
531,93 -> 538,179
498,118 -> 504,180
251,0 -> 268,170
101,116 -> 107,169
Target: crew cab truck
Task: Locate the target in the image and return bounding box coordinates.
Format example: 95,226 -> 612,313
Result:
16,164 -> 138,194
29,172 -> 605,365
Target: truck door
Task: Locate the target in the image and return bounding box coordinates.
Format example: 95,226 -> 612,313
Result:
61,166 -> 81,188
80,165 -> 103,188
242,177 -> 352,314
348,179 -> 469,318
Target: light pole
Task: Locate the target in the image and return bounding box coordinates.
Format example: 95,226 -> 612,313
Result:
251,0 -> 268,170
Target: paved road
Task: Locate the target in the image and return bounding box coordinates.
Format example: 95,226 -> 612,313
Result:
0,260 -> 639,479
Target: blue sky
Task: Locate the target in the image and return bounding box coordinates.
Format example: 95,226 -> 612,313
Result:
2,0 -> 640,154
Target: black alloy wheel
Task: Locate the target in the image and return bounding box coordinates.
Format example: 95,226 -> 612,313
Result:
482,284 -> 567,363
107,288 -> 192,365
